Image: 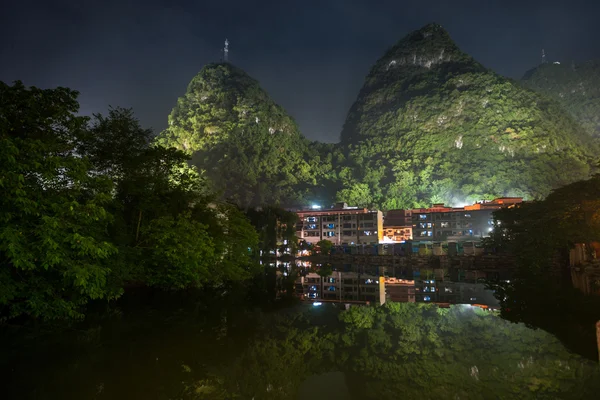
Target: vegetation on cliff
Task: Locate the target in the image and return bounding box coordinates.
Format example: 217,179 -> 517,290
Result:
337,24 -> 597,210
522,61 -> 600,139
157,63 -> 325,207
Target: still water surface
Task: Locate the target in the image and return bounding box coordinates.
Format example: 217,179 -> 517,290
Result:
2,263 -> 599,399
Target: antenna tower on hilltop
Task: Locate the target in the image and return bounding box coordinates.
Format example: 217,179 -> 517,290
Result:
541,49 -> 546,64
223,39 -> 229,62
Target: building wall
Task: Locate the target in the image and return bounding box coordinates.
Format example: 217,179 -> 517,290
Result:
411,203 -> 517,242
383,226 -> 413,242
296,208 -> 382,246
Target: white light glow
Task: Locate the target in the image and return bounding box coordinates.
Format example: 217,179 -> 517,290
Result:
313,302 -> 322,306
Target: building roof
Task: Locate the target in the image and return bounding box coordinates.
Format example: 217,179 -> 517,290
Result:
295,207 -> 375,216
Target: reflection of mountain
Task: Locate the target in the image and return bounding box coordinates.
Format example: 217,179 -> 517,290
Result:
5,276 -> 599,399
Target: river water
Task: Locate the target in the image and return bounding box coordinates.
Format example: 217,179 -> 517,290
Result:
1,262 -> 599,399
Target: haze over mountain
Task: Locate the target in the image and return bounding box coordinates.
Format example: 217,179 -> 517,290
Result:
336,23 -> 597,209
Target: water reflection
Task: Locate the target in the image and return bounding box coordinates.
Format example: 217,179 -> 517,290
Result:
289,260 -> 501,309
2,262 -> 599,400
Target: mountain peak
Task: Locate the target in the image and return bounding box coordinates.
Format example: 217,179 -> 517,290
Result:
361,24 -> 479,87
414,23 -> 449,39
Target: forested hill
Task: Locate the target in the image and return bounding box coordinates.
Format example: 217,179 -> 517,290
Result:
336,23 -> 597,210
521,61 -> 600,139
156,63 -> 332,207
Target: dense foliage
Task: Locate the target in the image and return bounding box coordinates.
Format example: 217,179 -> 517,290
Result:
156,63 -> 328,207
246,206 -> 299,254
337,23 -> 597,209
522,61 -> 600,139
489,174 -> 600,267
0,81 -> 260,321
487,174 -> 600,358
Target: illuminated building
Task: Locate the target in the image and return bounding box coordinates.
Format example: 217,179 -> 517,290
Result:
295,203 -> 383,246
410,197 -> 523,241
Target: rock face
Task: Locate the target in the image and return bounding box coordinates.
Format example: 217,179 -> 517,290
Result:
157,63 -> 317,207
338,23 -> 597,210
522,61 -> 600,139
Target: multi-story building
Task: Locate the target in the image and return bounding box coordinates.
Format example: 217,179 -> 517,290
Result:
295,203 -> 383,246
384,209 -> 413,226
410,197 -> 523,242
382,209 -> 413,242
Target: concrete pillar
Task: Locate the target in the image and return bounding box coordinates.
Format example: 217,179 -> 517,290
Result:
379,275 -> 386,305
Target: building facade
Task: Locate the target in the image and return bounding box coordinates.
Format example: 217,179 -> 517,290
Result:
382,226 -> 413,242
410,197 -> 523,242
295,205 -> 383,246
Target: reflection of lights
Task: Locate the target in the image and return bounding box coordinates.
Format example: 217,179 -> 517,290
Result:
313,302 -> 322,306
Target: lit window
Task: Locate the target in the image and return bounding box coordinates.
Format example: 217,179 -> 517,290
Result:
419,214 -> 427,220
427,223 -> 432,228
424,296 -> 431,301
427,231 -> 433,237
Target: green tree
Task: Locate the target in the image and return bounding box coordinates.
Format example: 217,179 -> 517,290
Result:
0,81 -> 118,320
316,240 -> 334,255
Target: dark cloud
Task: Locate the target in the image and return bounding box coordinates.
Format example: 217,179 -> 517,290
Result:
2,0 -> 599,142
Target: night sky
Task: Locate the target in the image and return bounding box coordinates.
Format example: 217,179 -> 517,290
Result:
2,0 -> 599,143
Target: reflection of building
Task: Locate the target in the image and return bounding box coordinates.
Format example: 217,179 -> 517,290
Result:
294,269 -> 499,308
414,279 -> 499,307
295,203 -> 383,246
295,272 -> 384,303
385,278 -> 415,302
